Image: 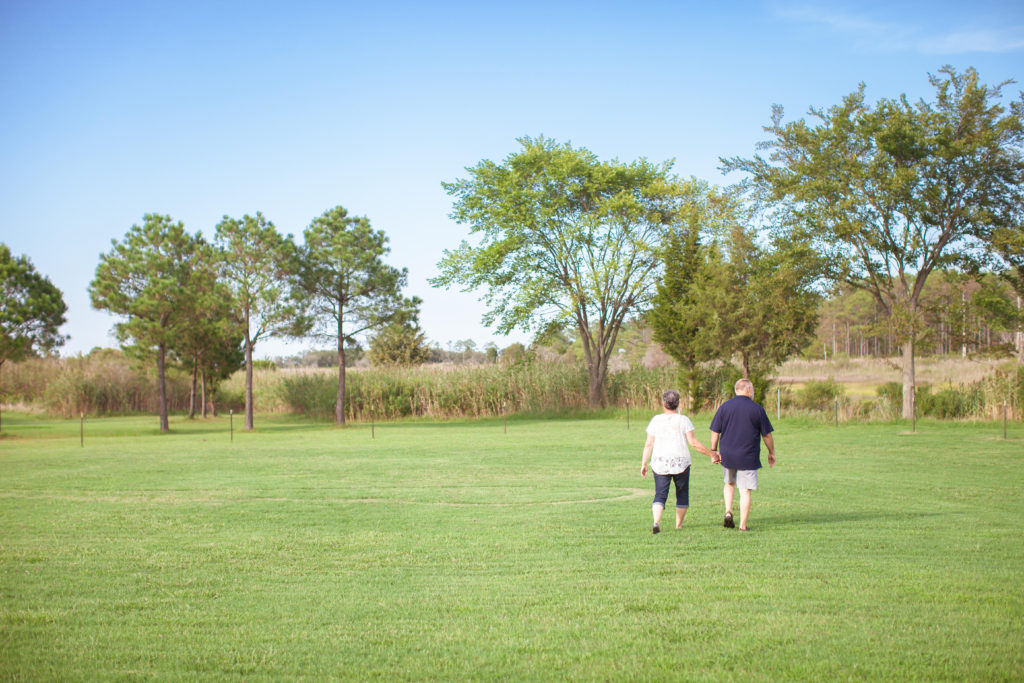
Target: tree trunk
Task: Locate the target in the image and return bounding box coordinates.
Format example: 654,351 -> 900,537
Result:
587,357 -> 606,409
335,316 -> 346,425
686,359 -> 697,411
1017,296 -> 1023,363
200,371 -> 207,418
244,324 -> 254,431
157,344 -> 170,432
188,355 -> 198,419
901,336 -> 915,421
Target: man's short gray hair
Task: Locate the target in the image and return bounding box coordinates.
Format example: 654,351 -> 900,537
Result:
734,378 -> 753,395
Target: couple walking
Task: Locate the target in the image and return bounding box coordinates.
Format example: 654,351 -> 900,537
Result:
640,379 -> 776,533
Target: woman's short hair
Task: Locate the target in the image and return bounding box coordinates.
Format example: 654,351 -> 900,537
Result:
662,390 -> 681,411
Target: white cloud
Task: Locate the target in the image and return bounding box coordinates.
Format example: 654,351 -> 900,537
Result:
773,3 -> 1024,54
917,30 -> 1024,54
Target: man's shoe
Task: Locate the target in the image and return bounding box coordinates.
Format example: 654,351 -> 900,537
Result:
653,523 -> 660,535
724,511 -> 735,528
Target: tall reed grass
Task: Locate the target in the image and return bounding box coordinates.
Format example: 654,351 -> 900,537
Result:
3,352 -> 1020,423
262,363 -> 674,421
3,354 -> 198,417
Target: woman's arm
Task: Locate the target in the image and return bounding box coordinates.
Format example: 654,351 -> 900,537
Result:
640,434 -> 655,477
686,430 -> 720,463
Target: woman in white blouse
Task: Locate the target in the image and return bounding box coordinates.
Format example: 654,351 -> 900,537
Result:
640,389 -> 720,534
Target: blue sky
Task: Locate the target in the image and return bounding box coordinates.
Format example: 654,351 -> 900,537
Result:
2,0 -> 1022,358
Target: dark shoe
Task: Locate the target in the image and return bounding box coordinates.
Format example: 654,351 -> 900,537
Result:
653,523 -> 660,535
724,512 -> 734,529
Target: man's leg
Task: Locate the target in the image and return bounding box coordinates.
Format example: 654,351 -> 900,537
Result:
739,488 -> 752,530
724,482 -> 735,515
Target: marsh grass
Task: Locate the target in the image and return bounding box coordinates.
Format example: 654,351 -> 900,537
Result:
1,412 -> 1022,680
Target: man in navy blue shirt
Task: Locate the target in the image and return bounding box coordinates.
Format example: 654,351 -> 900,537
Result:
710,378 -> 776,532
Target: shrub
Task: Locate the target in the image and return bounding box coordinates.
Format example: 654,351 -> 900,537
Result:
798,379 -> 845,412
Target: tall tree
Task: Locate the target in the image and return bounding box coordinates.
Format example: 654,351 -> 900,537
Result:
215,212 -> 299,431
433,136 -> 680,408
650,200 -> 820,407
90,214 -> 199,432
715,222 -> 821,401
0,244 -> 67,432
648,184 -> 733,409
723,67 -> 1024,418
169,235 -> 243,418
297,206 -> 407,424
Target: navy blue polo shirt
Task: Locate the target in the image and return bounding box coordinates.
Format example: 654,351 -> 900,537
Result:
710,395 -> 773,470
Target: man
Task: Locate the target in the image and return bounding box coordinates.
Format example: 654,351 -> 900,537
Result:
710,378 -> 775,532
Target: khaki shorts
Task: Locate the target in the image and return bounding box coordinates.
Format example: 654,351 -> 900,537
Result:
723,467 -> 758,490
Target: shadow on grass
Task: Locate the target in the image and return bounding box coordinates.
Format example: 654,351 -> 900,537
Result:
760,509 -> 945,528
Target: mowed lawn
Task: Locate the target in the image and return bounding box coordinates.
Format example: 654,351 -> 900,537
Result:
1,412 -> 1022,681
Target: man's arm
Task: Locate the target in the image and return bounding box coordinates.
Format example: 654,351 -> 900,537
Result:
710,430 -> 720,452
762,432 -> 776,467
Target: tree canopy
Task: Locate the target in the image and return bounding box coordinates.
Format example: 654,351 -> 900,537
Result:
90,214 -> 200,432
434,136 -> 682,408
0,244 -> 67,367
0,244 -> 67,431
722,66 -> 1024,418
649,192 -> 820,407
297,205 -> 408,424
215,212 -> 300,430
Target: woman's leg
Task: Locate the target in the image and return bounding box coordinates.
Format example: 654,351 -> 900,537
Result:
674,468 -> 691,528
652,474 -> 670,532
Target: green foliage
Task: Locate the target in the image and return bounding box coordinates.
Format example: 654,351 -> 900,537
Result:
215,212 -> 301,430
648,183 -> 733,408
797,379 -> 845,412
724,67 -> 1024,417
0,243 -> 67,367
89,214 -> 203,431
297,206 -> 410,423
368,318 -> 430,368
434,136 -> 682,407
650,192 -> 820,406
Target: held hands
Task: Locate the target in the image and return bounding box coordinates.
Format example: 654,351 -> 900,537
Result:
710,451 -> 721,465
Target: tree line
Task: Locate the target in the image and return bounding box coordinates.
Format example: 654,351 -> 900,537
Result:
435,67 -> 1023,418
3,65 -> 1022,428
86,207 -> 422,432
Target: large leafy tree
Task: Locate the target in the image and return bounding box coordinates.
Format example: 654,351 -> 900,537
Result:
90,214 -> 199,432
723,66 -> 1024,419
433,136 -> 681,408
297,206 -> 408,424
0,244 -> 67,431
215,212 -> 300,431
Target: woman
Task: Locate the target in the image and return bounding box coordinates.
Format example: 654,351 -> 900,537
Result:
640,389 -> 719,534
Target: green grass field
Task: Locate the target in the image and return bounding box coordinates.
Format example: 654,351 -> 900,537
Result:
1,412 -> 1022,680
